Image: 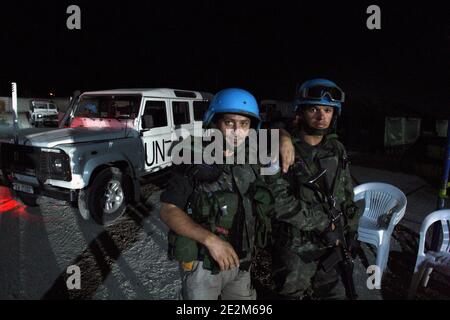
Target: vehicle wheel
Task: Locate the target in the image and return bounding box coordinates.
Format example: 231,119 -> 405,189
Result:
78,167 -> 131,225
15,191 -> 38,207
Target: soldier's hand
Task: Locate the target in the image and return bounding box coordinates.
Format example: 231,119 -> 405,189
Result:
279,130 -> 295,173
205,235 -> 240,271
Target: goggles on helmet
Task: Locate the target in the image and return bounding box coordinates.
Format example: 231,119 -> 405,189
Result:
300,85 -> 345,103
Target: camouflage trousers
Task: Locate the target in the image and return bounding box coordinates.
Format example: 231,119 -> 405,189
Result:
271,245 -> 348,300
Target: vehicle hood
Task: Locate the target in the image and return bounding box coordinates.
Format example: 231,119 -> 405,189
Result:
0,127 -> 132,148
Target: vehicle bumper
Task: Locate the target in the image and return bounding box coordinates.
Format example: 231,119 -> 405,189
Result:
0,172 -> 78,202
0,142 -> 77,203
35,118 -> 59,127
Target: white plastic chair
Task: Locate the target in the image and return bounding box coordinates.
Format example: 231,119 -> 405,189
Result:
408,209 -> 450,299
353,182 -> 407,281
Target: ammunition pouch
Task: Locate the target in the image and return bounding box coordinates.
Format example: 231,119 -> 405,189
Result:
202,250 -> 221,274
249,182 -> 274,248
168,231 -> 199,262
169,169 -> 274,274
320,246 -> 344,273
210,191 -> 240,237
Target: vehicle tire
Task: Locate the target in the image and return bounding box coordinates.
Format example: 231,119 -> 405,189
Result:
78,167 -> 132,226
15,191 -> 38,207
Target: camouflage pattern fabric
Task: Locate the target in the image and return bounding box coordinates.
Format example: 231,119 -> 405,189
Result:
269,132 -> 359,299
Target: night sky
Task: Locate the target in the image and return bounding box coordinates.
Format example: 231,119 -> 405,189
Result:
0,1 -> 448,114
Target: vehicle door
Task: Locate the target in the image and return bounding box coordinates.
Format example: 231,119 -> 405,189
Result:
192,99 -> 209,136
170,99 -> 194,140
140,98 -> 173,172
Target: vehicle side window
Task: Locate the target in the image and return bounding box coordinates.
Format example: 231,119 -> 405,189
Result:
143,100 -> 168,128
172,101 -> 190,125
193,101 -> 209,121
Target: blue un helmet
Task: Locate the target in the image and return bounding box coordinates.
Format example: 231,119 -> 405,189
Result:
294,79 -> 345,115
203,88 -> 261,129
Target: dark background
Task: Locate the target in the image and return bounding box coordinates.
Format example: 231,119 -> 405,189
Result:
0,1 -> 448,114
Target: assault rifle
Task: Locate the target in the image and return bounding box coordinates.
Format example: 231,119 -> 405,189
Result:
305,169 -> 358,300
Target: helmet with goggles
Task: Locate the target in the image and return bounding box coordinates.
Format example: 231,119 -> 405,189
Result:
294,78 -> 345,115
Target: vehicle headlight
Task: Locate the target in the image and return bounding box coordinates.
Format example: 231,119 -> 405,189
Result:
37,114 -> 43,118
39,148 -> 71,181
53,158 -> 63,173
49,153 -> 70,177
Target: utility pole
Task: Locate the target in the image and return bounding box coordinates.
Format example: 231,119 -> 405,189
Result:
11,82 -> 19,144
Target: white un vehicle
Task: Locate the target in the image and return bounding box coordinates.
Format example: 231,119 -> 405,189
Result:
0,89 -> 211,225
28,100 -> 59,127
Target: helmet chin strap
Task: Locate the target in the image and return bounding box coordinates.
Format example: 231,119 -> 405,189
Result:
303,125 -> 329,136
300,114 -> 338,136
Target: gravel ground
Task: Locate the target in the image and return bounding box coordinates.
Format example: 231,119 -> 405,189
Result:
0,178 -> 182,300
0,169 -> 449,300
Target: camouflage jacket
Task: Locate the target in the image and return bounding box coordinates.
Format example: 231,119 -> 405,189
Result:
269,131 -> 359,253
166,136 -> 274,272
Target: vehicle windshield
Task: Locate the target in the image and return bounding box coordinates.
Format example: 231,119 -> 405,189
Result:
31,101 -> 57,111
74,95 -> 141,120
33,102 -> 48,110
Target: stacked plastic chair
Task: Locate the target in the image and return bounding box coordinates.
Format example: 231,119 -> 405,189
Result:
408,209 -> 450,299
353,182 -> 407,282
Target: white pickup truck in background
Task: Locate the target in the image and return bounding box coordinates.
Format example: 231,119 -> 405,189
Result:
28,100 -> 59,127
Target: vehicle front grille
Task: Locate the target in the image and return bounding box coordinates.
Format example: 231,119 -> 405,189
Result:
0,143 -> 71,182
39,151 -> 51,176
0,143 -> 39,176
43,114 -> 58,120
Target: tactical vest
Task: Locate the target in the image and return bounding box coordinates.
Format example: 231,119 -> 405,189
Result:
168,163 -> 273,273
288,133 -> 350,212
273,133 -> 355,256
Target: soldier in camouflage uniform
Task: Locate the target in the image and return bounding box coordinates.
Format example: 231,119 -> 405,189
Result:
160,88 -> 298,300
270,79 -> 360,300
